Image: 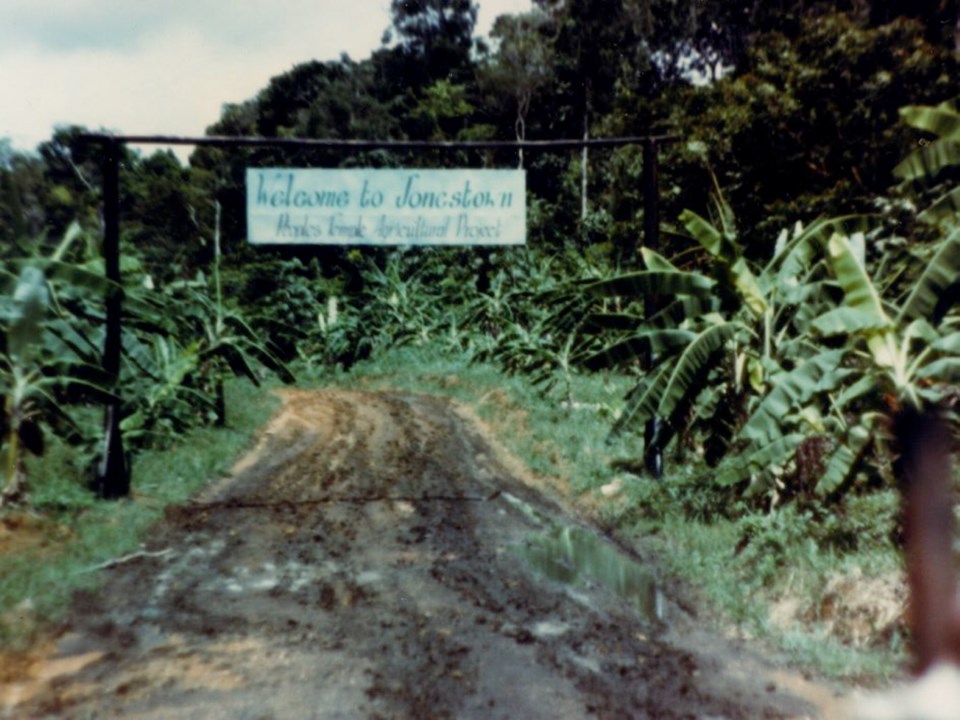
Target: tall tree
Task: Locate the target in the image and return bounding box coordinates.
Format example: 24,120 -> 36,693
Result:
386,0 -> 478,87
869,0 -> 960,49
536,0 -> 641,221
482,9 -> 556,167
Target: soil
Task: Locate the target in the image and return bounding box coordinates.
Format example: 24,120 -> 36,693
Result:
0,388 -> 851,719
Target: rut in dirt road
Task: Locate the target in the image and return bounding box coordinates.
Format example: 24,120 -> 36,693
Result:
4,389 -> 824,719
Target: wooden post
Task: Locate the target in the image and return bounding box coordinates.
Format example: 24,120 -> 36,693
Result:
94,138 -> 129,498
642,138 -> 663,478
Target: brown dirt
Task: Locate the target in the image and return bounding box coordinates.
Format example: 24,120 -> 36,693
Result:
1,389 -> 850,718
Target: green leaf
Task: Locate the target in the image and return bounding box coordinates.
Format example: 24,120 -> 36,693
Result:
50,222 -> 83,262
8,266 -> 49,363
816,425 -> 872,499
610,322 -> 738,437
646,296 -> 719,328
609,362 -> 673,439
715,433 -> 805,487
581,329 -> 695,371
898,229 -> 960,324
899,105 -> 960,142
826,233 -> 897,367
918,186 -> 960,227
243,343 -> 296,384
640,247 -> 678,272
581,270 -> 715,300
916,357 -> 960,382
729,256 -> 767,317
37,260 -> 121,297
835,373 -> 882,408
931,331 -> 960,354
894,139 -> 960,182
679,209 -> 724,256
765,216 -> 867,283
740,350 -> 845,446
812,307 -> 893,336
216,344 -> 259,385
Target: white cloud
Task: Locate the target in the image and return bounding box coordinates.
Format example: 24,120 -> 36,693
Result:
0,0 -> 530,159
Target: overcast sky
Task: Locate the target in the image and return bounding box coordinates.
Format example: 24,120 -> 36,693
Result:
0,0 -> 531,158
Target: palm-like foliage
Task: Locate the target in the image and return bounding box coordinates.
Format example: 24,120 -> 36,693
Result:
0,226 -> 117,504
894,98 -> 960,228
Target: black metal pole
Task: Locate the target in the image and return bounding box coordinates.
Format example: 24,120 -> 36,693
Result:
94,138 -> 129,498
642,138 -> 663,479
78,132 -> 680,152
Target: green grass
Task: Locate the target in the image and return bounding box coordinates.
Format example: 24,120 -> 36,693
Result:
0,378 -> 279,650
306,342 -> 908,683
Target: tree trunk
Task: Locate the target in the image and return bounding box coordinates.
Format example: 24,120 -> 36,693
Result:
894,406 -> 960,672
580,111 -> 589,223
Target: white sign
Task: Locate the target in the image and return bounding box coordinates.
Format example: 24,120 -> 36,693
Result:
246,168 -> 526,246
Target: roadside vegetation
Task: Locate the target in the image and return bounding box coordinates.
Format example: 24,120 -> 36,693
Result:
2,0 -> 960,685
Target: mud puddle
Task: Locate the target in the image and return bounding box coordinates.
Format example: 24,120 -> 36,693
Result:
519,525 -> 665,625
502,490 -> 665,625
2,389 -> 842,719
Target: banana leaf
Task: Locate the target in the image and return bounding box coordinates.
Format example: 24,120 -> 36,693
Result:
816,424 -> 872,499
580,270 -> 715,300
610,321 -> 738,437
679,208 -> 725,256
584,312 -> 644,332
898,229 -> 960,324
646,295 -> 720,329
899,104 -> 960,142
918,186 -> 960,227
895,137 -> 960,182
739,350 -> 845,446
640,247 -> 679,272
826,233 -> 897,368
729,256 -> 767,318
715,433 -> 805,487
812,307 -> 893,336
916,357 -> 960,382
581,329 -> 695,371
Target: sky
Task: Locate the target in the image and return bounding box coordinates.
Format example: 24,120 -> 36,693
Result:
0,0 -> 531,160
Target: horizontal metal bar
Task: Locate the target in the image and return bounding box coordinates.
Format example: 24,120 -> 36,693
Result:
78,132 -> 680,151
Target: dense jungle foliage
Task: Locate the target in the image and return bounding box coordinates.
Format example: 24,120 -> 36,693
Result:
2,0 -> 960,574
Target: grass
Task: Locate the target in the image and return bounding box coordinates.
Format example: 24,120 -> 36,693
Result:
305,341 -> 908,683
0,378 -> 279,650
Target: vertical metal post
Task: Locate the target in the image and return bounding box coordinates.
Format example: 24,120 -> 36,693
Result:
642,138 -> 660,266
94,138 -> 129,498
642,138 -> 663,479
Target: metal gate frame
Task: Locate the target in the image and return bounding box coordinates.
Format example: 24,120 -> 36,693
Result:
78,131 -> 677,496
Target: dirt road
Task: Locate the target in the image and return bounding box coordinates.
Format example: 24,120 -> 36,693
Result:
2,389 -> 843,718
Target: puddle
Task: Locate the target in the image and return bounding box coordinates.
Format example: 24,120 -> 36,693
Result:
519,525 -> 665,624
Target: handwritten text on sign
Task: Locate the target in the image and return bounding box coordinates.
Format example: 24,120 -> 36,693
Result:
246,168 -> 526,245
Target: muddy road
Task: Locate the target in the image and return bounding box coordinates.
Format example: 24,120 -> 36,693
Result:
2,389 -> 842,719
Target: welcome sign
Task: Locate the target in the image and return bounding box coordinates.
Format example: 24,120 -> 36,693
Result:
246,168 -> 526,245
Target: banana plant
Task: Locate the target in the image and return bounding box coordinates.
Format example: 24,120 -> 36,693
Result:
0,252 -> 116,505
713,100 -> 960,501
579,175 -> 860,482
721,228 -> 960,502
816,229 -> 960,406
894,98 -> 960,228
